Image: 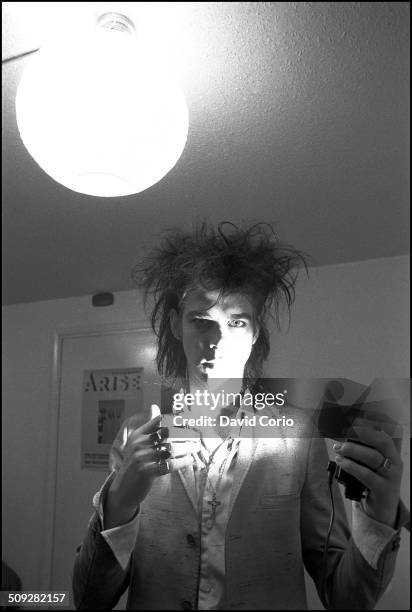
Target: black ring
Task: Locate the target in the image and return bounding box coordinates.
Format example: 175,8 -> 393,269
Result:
150,431 -> 163,446
150,427 -> 169,446
157,459 -> 170,476
156,443 -> 172,460
159,426 -> 169,439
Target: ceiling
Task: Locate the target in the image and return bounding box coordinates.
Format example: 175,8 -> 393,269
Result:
2,2 -> 410,305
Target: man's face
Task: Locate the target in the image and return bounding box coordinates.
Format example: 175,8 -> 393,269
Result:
172,288 -> 259,382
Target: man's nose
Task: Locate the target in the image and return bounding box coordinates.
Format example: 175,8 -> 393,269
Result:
206,324 -> 222,349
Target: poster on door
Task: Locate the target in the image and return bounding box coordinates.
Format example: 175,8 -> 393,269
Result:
81,367 -> 144,469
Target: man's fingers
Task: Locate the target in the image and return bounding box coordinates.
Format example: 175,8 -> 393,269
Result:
352,425 -> 403,466
148,454 -> 195,478
138,413 -> 162,435
334,455 -> 381,489
126,431 -> 161,455
126,436 -> 197,463
334,439 -> 388,472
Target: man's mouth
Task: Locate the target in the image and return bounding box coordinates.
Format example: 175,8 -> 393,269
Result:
201,361 -> 215,368
200,359 -> 219,370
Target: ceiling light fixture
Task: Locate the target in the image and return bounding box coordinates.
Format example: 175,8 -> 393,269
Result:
15,11 -> 189,197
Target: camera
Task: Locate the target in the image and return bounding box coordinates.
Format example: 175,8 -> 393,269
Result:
317,380 -> 402,501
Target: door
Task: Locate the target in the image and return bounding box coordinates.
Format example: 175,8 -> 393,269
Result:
50,327 -> 160,610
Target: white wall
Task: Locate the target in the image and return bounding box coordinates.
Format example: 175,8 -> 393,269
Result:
2,255 -> 409,609
264,255 -> 409,380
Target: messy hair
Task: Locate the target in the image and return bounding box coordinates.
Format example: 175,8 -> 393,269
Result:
132,221 -> 309,386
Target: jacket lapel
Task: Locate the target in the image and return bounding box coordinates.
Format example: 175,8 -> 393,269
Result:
226,431 -> 259,523
177,464 -> 198,515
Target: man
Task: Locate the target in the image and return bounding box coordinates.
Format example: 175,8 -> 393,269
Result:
73,222 -> 408,610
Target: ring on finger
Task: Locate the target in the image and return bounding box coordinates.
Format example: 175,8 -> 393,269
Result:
156,443 -> 172,460
150,431 -> 163,446
150,427 -> 169,447
377,456 -> 392,474
157,459 -> 170,476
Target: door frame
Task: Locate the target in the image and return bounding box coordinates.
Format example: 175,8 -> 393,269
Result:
40,322 -> 152,594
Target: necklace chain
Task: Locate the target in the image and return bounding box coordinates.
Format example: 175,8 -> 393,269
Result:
178,390 -> 246,527
199,436 -> 234,528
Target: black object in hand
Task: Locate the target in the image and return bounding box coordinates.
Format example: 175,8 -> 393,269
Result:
333,439 -> 374,501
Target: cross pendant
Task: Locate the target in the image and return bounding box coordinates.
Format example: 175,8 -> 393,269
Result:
207,493 -> 221,525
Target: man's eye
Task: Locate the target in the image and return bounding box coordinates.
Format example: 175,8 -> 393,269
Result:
193,318 -> 211,326
228,320 -> 246,328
